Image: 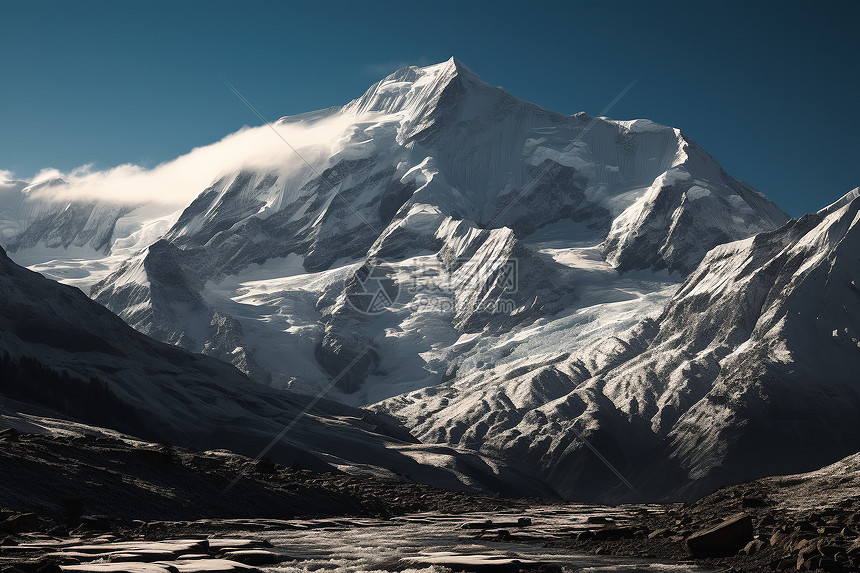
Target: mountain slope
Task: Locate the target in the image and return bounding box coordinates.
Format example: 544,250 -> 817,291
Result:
0,244 -> 553,497
1,177 -> 137,255
411,188 -> 860,501
627,187 -> 860,497
76,58 -> 789,404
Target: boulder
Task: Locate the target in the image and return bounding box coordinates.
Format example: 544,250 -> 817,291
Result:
796,551 -> 822,571
169,559 -> 259,573
460,517 -> 533,530
585,516 -> 610,524
742,496 -> 768,508
35,562 -> 63,573
0,428 -> 19,442
107,552 -> 183,563
0,513 -> 41,534
741,538 -> 765,555
207,540 -> 270,552
79,516 -> 112,531
685,513 -> 753,557
590,526 -> 638,541
218,551 -> 281,566
400,552 -> 556,572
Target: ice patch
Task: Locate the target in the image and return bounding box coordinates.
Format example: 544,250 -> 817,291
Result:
685,186 -> 712,201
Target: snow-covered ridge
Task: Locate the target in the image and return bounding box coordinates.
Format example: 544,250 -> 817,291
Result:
381,188 -> 859,501
7,59 -> 789,401
2,59 -> 825,503
342,57 -> 471,119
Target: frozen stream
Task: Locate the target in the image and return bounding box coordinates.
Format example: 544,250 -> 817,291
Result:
4,506 -> 718,573
226,506 -> 717,572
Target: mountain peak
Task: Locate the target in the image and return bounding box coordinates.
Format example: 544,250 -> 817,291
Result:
818,187 -> 860,217
436,56 -> 480,79
385,57 -> 480,82
22,176 -> 68,195
344,57 -> 487,117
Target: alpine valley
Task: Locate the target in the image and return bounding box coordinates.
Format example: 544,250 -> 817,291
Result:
2,58 -> 858,507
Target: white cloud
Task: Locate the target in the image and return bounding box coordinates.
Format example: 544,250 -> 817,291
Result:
16,112 -> 366,208
0,170 -> 27,194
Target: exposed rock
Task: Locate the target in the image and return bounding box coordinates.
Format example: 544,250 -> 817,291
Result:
0,429 -> 18,442
742,496 -> 768,508
105,552 -> 179,563
206,540 -> 270,552
401,552 -> 554,572
585,516 -> 610,524
60,564 -> 179,573
0,514 -> 40,534
460,518 -> 532,530
741,538 -> 765,555
217,551 -> 281,566
796,549 -> 822,571
79,516 -> 112,531
169,559 -> 259,573
590,526 -> 639,541
684,512 -> 753,557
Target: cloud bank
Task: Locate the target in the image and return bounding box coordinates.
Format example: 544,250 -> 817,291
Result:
12,112 -> 365,208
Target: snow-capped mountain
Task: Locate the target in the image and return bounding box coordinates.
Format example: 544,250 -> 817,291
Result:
0,176 -> 136,255
627,188 -> 860,496
9,58 -> 849,503
0,243 -> 553,496
74,59 -> 787,396
381,189 -> 860,501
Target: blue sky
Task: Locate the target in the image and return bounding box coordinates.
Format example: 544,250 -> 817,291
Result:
1,0 -> 856,216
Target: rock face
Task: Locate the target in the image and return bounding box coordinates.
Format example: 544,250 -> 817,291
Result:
684,512 -> 753,557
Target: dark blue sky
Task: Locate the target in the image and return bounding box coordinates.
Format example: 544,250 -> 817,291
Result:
1,0 -> 857,216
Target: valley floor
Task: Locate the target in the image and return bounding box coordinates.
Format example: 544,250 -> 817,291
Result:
1,429 -> 858,572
